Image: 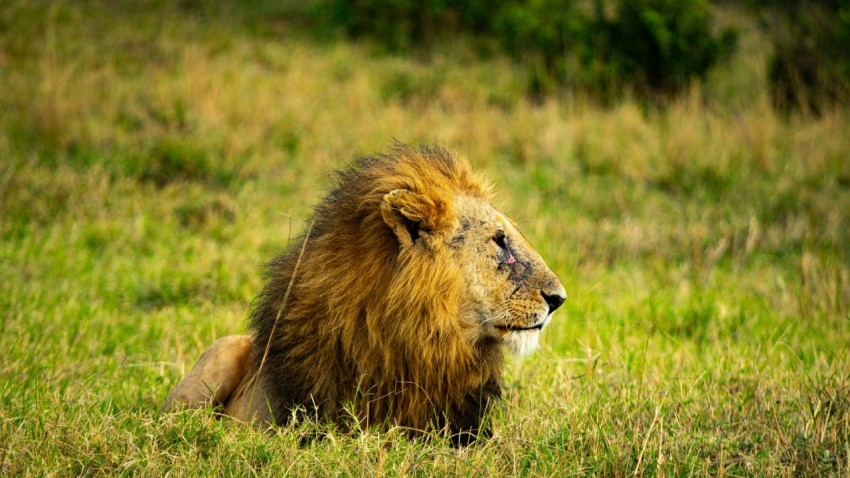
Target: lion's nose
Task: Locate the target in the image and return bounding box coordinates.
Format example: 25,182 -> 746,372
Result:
542,291 -> 566,314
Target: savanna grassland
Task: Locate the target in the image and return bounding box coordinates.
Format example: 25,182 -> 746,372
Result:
1,1 -> 849,476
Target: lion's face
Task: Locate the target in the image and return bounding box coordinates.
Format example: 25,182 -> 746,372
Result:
450,196 -> 566,356
381,181 -> 565,358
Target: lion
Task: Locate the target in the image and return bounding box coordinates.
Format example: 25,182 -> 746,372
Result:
162,143 -> 566,444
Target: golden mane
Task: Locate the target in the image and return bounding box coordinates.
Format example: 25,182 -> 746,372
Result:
249,144 -> 500,440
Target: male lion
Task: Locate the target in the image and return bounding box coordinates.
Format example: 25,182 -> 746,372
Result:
162,143 -> 566,444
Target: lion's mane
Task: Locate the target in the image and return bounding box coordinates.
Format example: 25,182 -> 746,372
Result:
249,144 -> 502,441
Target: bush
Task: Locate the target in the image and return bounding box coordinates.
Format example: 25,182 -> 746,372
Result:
495,0 -> 737,99
597,0 -> 737,96
752,0 -> 850,112
492,0 -> 588,96
314,0 -> 736,101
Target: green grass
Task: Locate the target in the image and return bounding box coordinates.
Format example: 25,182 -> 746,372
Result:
1,1 -> 849,476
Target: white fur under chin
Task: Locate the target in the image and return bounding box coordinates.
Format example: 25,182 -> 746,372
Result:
504,330 -> 541,357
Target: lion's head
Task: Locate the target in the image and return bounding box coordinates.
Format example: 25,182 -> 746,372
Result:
237,143 -> 566,442
381,180 -> 565,359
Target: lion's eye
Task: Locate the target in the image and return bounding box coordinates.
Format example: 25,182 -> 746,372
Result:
493,232 -> 508,250
493,231 -> 516,265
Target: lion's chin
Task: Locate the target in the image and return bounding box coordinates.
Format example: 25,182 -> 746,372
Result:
502,330 -> 541,357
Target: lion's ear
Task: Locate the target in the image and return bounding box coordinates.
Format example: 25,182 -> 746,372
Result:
381,188 -> 452,248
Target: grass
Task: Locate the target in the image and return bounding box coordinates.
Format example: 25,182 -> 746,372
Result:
1,1 -> 849,476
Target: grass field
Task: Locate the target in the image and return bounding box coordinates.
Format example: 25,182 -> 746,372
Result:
1,1 -> 849,476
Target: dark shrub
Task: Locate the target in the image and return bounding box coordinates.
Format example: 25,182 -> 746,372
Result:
492,0 -> 588,96
314,0 -> 737,100
495,0 -> 736,98
600,0 -> 737,96
752,0 -> 850,112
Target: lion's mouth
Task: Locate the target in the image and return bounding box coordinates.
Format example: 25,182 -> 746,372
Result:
495,322 -> 545,332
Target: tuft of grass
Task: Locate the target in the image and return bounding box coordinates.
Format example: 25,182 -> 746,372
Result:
1,1 -> 848,476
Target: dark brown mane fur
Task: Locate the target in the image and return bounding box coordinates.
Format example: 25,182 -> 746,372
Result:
249,143 -> 502,443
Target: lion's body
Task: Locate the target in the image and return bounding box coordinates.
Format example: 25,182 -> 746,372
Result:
163,144 -> 565,444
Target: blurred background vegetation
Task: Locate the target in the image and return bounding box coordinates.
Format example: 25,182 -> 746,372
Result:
311,0 -> 849,107
316,0 -> 739,100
